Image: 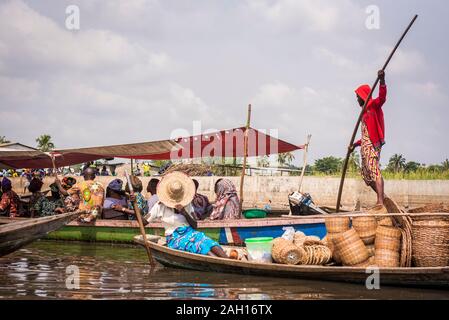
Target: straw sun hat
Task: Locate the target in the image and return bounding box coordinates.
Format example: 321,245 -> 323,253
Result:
157,171 -> 195,208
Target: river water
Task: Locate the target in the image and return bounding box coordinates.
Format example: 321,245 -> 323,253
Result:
0,241 -> 447,300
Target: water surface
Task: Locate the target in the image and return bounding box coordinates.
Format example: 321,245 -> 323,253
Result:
0,241 -> 447,300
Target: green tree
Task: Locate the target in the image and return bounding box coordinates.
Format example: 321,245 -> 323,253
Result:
36,134 -> 55,152
427,164 -> 443,172
404,161 -> 420,173
277,152 -> 295,167
387,154 -> 406,173
314,156 -> 343,174
0,136 -> 10,144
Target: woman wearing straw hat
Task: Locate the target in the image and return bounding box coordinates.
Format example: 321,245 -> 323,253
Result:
144,172 -> 228,258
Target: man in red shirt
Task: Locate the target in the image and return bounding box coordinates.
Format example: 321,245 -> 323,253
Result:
349,70 -> 387,212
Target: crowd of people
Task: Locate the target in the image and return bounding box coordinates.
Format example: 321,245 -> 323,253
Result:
0,168 -> 242,223
0,169 -> 244,257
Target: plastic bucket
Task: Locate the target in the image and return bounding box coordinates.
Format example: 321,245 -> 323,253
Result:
245,237 -> 273,263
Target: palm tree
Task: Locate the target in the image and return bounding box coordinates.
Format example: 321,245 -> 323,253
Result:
277,152 -> 295,167
387,154 -> 406,173
36,134 -> 55,152
442,159 -> 449,171
257,156 -> 270,168
0,136 -> 10,144
348,151 -> 360,172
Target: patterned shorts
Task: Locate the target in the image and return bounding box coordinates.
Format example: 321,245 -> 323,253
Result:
361,143 -> 382,185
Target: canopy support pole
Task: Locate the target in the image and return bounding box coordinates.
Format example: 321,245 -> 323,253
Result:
239,104 -> 252,214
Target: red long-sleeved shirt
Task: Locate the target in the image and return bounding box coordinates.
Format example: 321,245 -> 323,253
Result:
354,84 -> 387,148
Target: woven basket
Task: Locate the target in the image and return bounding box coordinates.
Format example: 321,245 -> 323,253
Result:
376,225 -> 402,239
411,215 -> 449,267
302,245 -> 332,265
377,217 -> 394,227
375,226 -> 401,253
271,238 -> 291,263
375,236 -> 400,252
352,216 -> 377,245
375,249 -> 400,267
408,203 -> 444,214
324,233 -> 342,264
366,244 -> 375,258
333,228 -> 370,266
279,244 -> 306,265
293,231 -> 306,247
325,216 -> 350,233
353,256 -> 376,268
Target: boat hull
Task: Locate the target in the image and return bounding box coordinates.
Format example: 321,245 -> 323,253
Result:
44,217 -> 326,245
137,238 -> 449,289
0,212 -> 78,257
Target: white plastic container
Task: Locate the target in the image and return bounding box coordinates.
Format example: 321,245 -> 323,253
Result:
245,237 -> 274,263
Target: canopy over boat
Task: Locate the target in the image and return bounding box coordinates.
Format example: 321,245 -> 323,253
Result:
0,127 -> 303,169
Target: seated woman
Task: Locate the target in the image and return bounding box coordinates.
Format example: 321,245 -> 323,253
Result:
28,178 -> 65,217
102,179 -> 128,219
110,176 -> 149,220
0,177 -> 20,218
53,177 -> 79,212
191,179 -> 213,220
144,172 -> 228,258
146,178 -> 160,212
209,178 -> 242,220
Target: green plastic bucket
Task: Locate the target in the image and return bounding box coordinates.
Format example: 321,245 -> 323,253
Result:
245,237 -> 273,263
243,209 -> 267,219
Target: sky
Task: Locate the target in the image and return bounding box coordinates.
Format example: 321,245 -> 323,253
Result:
0,0 -> 448,167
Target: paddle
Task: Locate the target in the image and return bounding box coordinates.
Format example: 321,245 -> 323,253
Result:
125,170 -> 155,267
336,15 -> 419,212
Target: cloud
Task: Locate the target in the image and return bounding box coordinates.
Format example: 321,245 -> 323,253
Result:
0,0 -> 448,166
246,0 -> 339,32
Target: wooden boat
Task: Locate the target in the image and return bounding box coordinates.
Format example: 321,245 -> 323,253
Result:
134,236 -> 449,289
0,212 -> 79,257
42,216 -> 326,245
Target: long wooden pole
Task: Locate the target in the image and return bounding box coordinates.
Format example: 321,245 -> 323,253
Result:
336,15 -> 418,212
125,170 -> 155,267
298,134 -> 312,193
239,104 -> 252,213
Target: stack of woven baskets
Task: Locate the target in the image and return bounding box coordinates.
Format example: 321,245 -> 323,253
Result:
352,216 -> 377,258
374,225 -> 402,267
331,227 -> 374,267
323,216 -> 350,264
271,233 -> 332,266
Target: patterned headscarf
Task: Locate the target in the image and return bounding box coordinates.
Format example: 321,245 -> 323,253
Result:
62,177 -> 77,190
209,179 -> 241,220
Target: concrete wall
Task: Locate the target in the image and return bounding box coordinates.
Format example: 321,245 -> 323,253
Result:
9,176 -> 449,210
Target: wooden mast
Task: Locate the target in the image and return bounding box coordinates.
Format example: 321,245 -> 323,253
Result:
239,104 -> 252,213
298,134 -> 312,193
